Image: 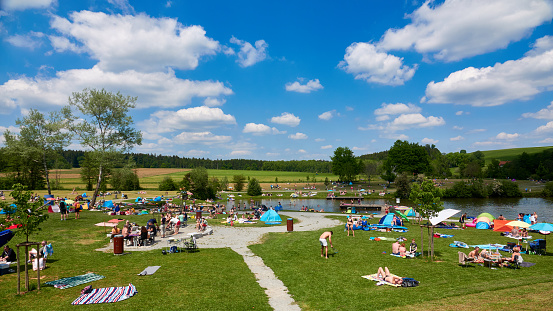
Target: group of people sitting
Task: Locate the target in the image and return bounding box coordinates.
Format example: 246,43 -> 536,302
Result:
392,239 -> 417,257
467,246 -> 522,266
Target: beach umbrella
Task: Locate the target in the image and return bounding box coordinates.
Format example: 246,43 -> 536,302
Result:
429,209 -> 460,226
530,222 -> 553,232
65,199 -> 75,204
506,220 -> 531,228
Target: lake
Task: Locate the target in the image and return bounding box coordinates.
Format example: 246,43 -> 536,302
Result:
228,197 -> 553,222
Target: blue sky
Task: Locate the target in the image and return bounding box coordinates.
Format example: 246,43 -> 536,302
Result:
1,0 -> 553,161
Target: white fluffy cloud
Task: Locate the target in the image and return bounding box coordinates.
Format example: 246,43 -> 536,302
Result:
2,0 -> 55,11
0,66 -> 233,112
50,11 -> 219,73
425,40 -> 553,106
242,123 -> 284,135
318,110 -> 336,121
522,102 -> 553,119
6,31 -> 44,50
321,145 -> 333,149
378,0 -> 553,62
374,103 -> 421,116
229,36 -> 268,67
142,106 -> 236,134
496,132 -> 519,140
535,121 -> 553,134
421,138 -> 438,144
387,113 -> 445,131
450,135 -> 464,141
271,112 -> 301,127
172,131 -> 232,145
289,132 -> 308,140
339,42 -> 416,85
203,97 -> 226,107
285,79 -> 323,93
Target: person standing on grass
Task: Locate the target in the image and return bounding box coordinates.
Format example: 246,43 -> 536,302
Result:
319,231 -> 333,259
59,198 -> 67,221
346,215 -> 355,237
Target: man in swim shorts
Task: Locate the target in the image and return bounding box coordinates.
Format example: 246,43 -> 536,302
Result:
377,267 -> 403,285
319,231 -> 333,259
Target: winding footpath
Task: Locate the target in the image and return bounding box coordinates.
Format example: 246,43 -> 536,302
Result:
198,212 -> 342,310
99,212 -> 343,310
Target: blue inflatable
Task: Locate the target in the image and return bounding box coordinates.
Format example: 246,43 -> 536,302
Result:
475,222 -> 490,229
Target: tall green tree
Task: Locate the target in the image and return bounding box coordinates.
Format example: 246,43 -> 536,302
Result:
385,140 -> 430,175
247,178 -> 263,196
181,167 -> 216,200
233,174 -> 246,191
409,179 -> 444,221
363,161 -> 380,187
3,109 -> 70,194
331,147 -> 361,182
62,88 -> 142,208
394,172 -> 412,199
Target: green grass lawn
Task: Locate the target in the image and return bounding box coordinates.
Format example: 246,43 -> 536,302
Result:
481,146 -> 553,164
249,216 -> 553,310
0,211 -> 271,310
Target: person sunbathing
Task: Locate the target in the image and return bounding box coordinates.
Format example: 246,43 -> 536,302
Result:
376,267 -> 403,285
468,247 -> 481,262
501,247 -> 522,265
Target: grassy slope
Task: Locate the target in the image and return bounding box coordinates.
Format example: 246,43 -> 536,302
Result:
249,216 -> 553,311
481,146 -> 553,163
0,211 -> 271,310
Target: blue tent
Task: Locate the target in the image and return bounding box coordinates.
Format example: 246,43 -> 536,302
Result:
475,222 -> 490,229
103,200 -> 114,208
405,207 -> 416,217
153,196 -> 162,202
135,197 -> 142,203
274,203 -> 283,211
82,193 -> 87,198
378,214 -> 394,226
260,209 -> 282,225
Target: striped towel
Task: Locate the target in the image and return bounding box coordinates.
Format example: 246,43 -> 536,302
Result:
45,273 -> 105,289
72,283 -> 137,305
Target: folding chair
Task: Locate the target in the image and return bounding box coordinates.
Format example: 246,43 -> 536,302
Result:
458,251 -> 474,267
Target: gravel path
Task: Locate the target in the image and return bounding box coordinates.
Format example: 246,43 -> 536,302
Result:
98,212 -> 343,310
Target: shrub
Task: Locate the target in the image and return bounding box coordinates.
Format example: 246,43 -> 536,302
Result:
247,178 -> 263,196
158,176 -> 177,191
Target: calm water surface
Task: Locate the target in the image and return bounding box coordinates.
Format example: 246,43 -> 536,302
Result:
228,197 -> 553,222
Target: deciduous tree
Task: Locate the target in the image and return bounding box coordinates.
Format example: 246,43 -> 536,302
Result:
62,88 -> 142,208
331,147 -> 361,182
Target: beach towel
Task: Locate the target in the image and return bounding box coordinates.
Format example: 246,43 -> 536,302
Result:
433,233 -> 454,238
449,241 -> 469,248
71,283 -> 137,305
137,266 -> 161,276
390,253 -> 418,259
362,273 -> 402,287
45,273 -> 105,289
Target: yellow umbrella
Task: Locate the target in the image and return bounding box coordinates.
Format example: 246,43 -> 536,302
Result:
505,220 -> 530,228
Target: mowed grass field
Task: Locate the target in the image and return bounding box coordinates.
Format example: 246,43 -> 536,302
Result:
47,168 -> 340,191
481,146 -> 553,164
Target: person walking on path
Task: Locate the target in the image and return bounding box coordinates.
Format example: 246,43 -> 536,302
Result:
319,231 -> 333,259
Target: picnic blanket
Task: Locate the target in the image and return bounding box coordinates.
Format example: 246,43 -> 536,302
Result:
137,266 -> 160,276
433,233 -> 454,238
449,241 -> 469,248
362,273 -> 402,287
390,252 -> 420,259
45,273 -> 105,289
72,283 -> 137,305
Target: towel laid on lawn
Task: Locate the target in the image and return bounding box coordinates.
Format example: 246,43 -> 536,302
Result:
137,266 -> 161,276
362,273 -> 402,287
45,273 -> 105,289
72,283 -> 137,305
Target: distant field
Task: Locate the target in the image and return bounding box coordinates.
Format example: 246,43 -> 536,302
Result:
481,146 -> 553,163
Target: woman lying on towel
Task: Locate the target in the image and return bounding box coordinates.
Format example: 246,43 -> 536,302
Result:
376,267 -> 403,285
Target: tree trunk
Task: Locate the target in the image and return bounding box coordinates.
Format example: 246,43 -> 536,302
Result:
43,153 -> 52,195
420,225 -> 424,258
90,165 -> 103,209
430,226 -> 435,261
